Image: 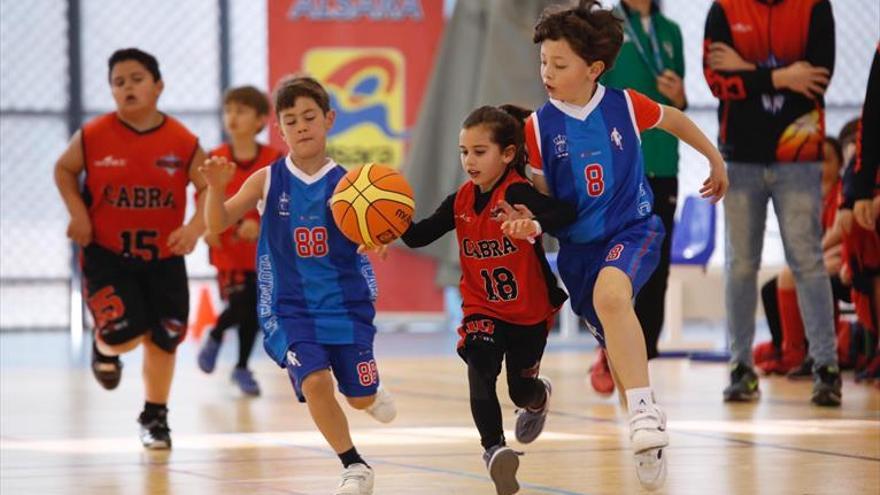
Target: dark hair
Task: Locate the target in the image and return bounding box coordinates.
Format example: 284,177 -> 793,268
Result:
823,136 -> 842,165
107,48 -> 161,82
533,0 -> 623,75
838,118 -> 860,148
462,104 -> 531,177
273,75 -> 330,116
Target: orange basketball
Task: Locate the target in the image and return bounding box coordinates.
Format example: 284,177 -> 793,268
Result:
330,163 -> 415,247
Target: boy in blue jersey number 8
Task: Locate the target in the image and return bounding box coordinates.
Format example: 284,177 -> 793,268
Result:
505,1 -> 728,490
200,76 -> 395,495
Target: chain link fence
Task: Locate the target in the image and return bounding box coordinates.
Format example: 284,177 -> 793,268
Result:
1,0 -> 877,331
0,0 -> 267,331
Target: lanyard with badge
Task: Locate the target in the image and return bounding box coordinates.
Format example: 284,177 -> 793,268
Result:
614,4 -> 665,76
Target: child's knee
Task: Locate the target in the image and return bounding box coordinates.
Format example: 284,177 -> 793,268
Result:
300,370 -> 334,399
467,352 -> 501,382
594,289 -> 631,317
346,395 -> 375,410
98,335 -> 143,356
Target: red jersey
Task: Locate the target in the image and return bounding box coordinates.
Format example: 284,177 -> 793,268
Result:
82,113 -> 198,260
208,143 -> 283,271
822,179 -> 841,231
454,172 -> 557,325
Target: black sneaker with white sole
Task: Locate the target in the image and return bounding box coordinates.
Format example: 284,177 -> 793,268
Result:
723,363 -> 760,402
138,409 -> 172,450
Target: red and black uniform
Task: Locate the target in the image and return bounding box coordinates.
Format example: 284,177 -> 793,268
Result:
81,113 -> 199,351
204,143 -> 282,369
207,143 -> 282,298
401,168 -> 574,449
853,44 -> 880,204
703,0 -> 834,163
838,44 -> 880,357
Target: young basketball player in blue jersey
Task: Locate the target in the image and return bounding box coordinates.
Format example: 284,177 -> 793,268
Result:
200,76 -> 395,495
401,105 -> 576,495
510,1 -> 728,489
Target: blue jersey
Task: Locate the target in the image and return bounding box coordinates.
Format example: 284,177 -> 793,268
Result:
525,85 -> 663,244
256,157 -> 378,366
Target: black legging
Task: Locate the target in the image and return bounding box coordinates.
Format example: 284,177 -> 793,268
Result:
209,272 -> 258,369
461,316 -> 549,449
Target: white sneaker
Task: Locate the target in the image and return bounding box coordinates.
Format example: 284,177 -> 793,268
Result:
365,386 -> 396,423
334,463 -> 374,495
629,405 -> 668,491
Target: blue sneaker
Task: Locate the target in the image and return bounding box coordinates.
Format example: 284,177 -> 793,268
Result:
231,367 -> 261,396
197,337 -> 221,374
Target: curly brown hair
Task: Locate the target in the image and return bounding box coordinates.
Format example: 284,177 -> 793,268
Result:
533,0 -> 623,75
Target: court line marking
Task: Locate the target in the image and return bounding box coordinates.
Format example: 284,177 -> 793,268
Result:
391,388 -> 880,463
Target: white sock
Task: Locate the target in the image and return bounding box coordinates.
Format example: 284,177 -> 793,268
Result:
626,387 -> 654,415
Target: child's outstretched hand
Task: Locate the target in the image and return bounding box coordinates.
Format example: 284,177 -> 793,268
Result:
700,160 -> 729,204
493,200 -> 534,222
199,156 -> 236,189
357,243 -> 389,260
502,218 -> 540,243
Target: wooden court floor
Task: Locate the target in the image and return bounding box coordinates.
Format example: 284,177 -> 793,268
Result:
2,334 -> 879,495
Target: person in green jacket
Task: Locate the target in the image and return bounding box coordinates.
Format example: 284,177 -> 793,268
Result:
590,0 -> 688,395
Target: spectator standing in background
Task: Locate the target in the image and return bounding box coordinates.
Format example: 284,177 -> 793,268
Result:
703,0 -> 842,406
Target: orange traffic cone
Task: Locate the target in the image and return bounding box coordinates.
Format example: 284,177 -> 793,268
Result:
189,285 -> 217,342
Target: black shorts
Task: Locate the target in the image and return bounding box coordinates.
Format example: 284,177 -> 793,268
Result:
456,314 -> 550,367
217,269 -> 256,301
82,244 -> 189,352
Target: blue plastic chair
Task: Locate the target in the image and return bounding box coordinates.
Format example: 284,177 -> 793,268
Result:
670,195 -> 716,266
667,196 -> 730,361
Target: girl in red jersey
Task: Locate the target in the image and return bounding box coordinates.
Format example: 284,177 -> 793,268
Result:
400,105 -> 575,495
197,86 -> 283,396
53,48 -> 207,450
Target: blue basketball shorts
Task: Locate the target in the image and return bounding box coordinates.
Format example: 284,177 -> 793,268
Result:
556,215 -> 665,347
284,341 -> 380,403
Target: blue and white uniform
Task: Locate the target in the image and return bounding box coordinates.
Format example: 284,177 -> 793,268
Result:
525,85 -> 666,345
257,157 -> 380,400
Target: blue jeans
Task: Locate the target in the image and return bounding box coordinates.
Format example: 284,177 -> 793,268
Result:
724,161 -> 837,368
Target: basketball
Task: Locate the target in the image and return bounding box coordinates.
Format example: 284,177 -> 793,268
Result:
330,163 -> 415,247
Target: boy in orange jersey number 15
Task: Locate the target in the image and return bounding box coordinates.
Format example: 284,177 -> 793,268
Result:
54,48 -> 208,450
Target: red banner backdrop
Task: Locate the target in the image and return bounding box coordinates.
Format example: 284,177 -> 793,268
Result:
267,0 -> 446,313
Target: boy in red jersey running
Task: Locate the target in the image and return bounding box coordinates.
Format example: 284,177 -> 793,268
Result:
197,86 -> 283,396
54,48 -> 207,449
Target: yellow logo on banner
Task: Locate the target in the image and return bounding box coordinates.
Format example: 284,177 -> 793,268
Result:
303,48 -> 406,169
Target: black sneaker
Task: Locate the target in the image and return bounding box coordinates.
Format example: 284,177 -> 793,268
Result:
138,409 -> 172,450
786,356 -> 814,381
811,365 -> 842,407
723,363 -> 760,402
91,343 -> 122,390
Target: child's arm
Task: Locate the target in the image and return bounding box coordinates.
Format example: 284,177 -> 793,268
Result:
168,147 -> 208,255
399,192 -> 456,248
199,156 -> 266,235
499,183 -> 576,239
53,131 -> 92,246
655,105 -> 729,203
